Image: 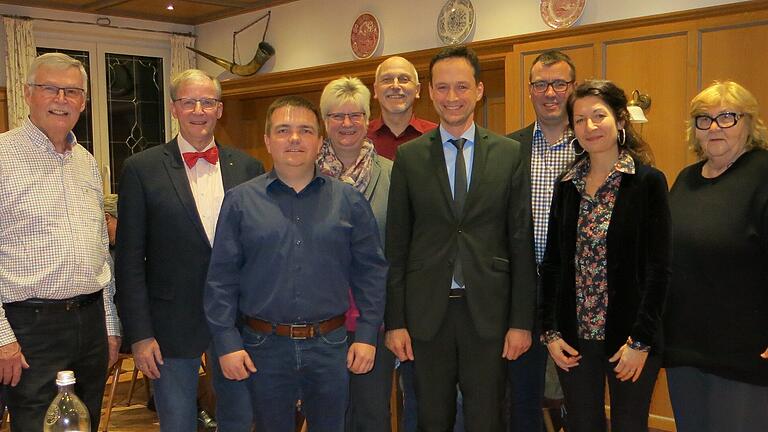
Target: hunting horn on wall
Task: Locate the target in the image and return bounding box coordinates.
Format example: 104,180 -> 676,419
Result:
187,11 -> 274,77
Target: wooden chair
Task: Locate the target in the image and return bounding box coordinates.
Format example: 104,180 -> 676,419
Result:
101,353 -> 151,431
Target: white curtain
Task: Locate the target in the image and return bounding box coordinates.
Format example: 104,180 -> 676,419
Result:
169,34 -> 197,137
3,17 -> 36,130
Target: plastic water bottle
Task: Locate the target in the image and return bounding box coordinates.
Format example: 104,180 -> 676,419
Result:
43,370 -> 91,431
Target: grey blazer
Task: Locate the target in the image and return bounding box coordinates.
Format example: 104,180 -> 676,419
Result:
363,155 -> 393,246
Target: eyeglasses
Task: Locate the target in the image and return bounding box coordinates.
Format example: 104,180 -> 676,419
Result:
28,83 -> 85,99
326,112 -> 366,124
529,80 -> 573,94
378,75 -> 414,86
173,98 -> 220,111
694,112 -> 744,130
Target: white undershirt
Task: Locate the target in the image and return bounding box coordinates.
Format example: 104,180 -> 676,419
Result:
177,135 -> 225,246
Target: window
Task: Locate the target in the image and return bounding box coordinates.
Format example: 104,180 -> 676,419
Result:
105,53 -> 165,192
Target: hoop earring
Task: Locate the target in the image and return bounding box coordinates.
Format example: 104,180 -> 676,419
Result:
618,129 -> 626,147
570,137 -> 585,156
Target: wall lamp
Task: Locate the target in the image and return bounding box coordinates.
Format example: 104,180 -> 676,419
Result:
628,90 -> 651,124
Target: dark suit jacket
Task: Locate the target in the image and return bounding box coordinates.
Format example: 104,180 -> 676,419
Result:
540,161 -> 671,355
385,126 -> 537,341
115,139 -> 264,358
507,123 -> 535,175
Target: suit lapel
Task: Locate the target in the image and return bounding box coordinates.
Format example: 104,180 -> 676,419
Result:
364,158 -> 381,201
162,139 -> 210,247
465,127 -> 488,217
428,131 -> 456,217
218,144 -> 238,191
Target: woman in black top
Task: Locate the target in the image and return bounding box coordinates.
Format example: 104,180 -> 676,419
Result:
665,81 -> 768,432
540,80 -> 671,432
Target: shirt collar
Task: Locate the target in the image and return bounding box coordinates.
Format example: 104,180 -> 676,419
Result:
177,134 -> 216,154
370,115 -> 433,136
266,168 -> 326,192
23,117 -> 77,155
562,150 -> 636,182
532,121 -> 574,149
439,123 -> 476,145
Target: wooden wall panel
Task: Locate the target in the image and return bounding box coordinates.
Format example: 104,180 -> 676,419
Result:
700,21 -> 768,122
605,33 -> 690,183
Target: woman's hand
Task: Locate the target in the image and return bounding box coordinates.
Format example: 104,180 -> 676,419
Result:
609,343 -> 648,382
546,338 -> 582,371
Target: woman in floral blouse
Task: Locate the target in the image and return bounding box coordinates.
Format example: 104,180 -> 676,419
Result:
539,80 -> 671,432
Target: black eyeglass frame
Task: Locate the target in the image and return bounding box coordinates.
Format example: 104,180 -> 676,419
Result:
528,80 -> 574,94
694,111 -> 744,130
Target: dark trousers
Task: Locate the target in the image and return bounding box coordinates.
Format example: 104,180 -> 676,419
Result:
667,366 -> 768,432
243,325 -> 349,432
506,334 -> 547,432
5,298 -> 108,432
346,329 -> 395,432
411,297 -> 507,432
557,339 -> 661,432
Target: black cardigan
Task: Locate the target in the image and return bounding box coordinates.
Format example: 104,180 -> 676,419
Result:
540,161 -> 672,356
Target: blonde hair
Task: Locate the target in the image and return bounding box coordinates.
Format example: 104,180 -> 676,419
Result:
319,76 -> 371,120
688,80 -> 768,159
170,69 -> 221,100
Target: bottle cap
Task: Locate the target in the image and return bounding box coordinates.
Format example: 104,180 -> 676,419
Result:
56,370 -> 76,386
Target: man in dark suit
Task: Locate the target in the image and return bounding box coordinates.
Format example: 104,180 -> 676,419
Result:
506,50 -> 576,432
384,46 -> 537,431
115,69 -> 264,431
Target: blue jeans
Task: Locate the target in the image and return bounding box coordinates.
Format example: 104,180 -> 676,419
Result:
153,357 -> 200,432
506,337 -> 547,431
243,325 -> 350,432
154,349 -> 253,432
667,366 -> 768,432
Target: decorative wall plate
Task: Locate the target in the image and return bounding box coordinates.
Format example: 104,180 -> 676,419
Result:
350,13 -> 380,59
540,0 -> 586,29
437,0 -> 475,45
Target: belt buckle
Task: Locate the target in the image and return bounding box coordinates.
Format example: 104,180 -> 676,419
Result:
289,324 -> 308,340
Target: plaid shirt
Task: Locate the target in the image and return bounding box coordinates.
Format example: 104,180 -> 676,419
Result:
0,119 -> 120,345
530,122 -> 574,264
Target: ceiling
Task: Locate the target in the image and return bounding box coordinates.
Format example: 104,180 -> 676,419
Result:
0,0 -> 299,25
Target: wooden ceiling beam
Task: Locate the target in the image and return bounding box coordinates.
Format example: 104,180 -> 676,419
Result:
82,0 -> 131,12
184,0 -> 249,7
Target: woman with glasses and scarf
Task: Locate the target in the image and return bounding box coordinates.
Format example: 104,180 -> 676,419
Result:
317,76 -> 394,432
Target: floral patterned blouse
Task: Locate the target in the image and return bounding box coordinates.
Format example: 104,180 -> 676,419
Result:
543,151 -> 649,351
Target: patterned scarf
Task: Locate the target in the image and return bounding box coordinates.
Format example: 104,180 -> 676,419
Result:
316,138 -> 375,193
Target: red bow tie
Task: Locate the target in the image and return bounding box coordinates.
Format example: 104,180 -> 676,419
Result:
182,147 -> 219,168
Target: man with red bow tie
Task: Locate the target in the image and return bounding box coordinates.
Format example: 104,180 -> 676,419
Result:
115,69 -> 264,431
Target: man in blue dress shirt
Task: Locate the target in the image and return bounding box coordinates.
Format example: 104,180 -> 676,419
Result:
204,95 -> 388,432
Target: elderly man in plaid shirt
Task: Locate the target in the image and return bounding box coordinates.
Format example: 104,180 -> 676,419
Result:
0,53 -> 120,432
506,50 -> 577,432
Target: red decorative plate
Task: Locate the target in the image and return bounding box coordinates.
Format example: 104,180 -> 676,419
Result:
350,13 -> 380,59
540,0 -> 586,29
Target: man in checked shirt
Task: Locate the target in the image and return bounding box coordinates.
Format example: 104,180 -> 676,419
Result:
506,50 -> 576,432
0,52 -> 120,431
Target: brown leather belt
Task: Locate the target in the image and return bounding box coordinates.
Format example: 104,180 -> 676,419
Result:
449,288 -> 465,298
245,315 -> 346,340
